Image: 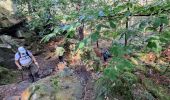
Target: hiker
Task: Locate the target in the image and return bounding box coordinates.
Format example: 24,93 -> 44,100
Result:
15,46 -> 40,82
55,45 -> 65,62
102,48 -> 111,62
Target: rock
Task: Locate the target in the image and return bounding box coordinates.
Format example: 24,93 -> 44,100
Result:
3,96 -> 21,100
0,66 -> 19,85
21,74 -> 83,100
0,45 -> 15,68
0,0 -> 17,28
58,67 -> 74,78
15,29 -> 33,38
0,35 -> 24,68
0,0 -> 16,15
0,1 -> 26,37
0,35 -> 19,49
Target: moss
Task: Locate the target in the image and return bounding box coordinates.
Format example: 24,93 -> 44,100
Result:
135,65 -> 147,72
50,76 -> 59,91
143,78 -> 170,100
132,83 -> 155,100
0,66 -> 19,85
121,72 -> 138,85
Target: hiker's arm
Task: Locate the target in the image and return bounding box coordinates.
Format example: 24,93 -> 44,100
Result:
31,55 -> 40,68
15,60 -> 22,69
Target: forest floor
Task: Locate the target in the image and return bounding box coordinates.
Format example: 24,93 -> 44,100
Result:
0,37 -> 169,100
0,38 -> 102,100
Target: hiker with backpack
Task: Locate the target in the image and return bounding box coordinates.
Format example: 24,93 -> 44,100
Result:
55,45 -> 65,62
102,48 -> 111,62
15,46 -> 40,82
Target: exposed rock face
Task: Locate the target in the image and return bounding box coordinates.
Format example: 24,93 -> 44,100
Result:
0,0 -> 17,28
0,48 -> 15,68
21,73 -> 84,100
0,0 -> 16,15
0,1 -> 29,38
0,66 -> 19,85
0,35 -> 21,68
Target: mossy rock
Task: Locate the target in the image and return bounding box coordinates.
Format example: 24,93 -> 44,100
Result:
143,78 -> 170,100
21,74 -> 83,100
0,66 -> 19,85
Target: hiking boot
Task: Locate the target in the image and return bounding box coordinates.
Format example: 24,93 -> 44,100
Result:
29,74 -> 35,83
35,72 -> 40,78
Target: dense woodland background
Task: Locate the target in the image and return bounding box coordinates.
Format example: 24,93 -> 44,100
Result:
0,0 -> 170,100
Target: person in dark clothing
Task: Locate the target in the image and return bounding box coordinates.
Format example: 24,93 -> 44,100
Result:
102,48 -> 111,62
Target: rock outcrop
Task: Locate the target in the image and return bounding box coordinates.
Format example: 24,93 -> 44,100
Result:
21,72 -> 84,100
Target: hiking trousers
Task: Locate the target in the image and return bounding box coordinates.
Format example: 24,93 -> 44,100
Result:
21,63 -> 39,82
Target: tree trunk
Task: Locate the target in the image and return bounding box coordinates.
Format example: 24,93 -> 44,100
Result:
96,40 -> 99,48
159,24 -> 163,33
77,2 -> 84,41
125,6 -> 130,47
78,25 -> 84,40
125,17 -> 128,46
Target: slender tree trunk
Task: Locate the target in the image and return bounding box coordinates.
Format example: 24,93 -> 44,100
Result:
125,6 -> 130,47
96,40 -> 99,48
78,25 -> 84,40
125,17 -> 128,46
159,24 -> 163,33
77,2 -> 84,41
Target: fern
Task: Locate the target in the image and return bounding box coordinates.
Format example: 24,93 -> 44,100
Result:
40,32 -> 57,43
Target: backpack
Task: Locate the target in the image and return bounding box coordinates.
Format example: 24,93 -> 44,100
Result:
18,50 -> 32,66
18,50 -> 31,59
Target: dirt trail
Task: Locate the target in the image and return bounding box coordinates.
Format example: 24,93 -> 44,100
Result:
0,54 -> 95,100
74,65 -> 95,100
0,38 -> 111,100
0,53 -> 58,99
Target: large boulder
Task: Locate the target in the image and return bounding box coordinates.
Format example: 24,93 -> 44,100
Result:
0,2 -> 18,28
0,1 -> 28,38
0,0 -> 16,15
0,35 -> 22,68
21,73 -> 84,100
0,66 -> 19,85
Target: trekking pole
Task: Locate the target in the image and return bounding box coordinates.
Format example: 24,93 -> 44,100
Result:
21,70 -> 24,81
19,69 -> 24,81
16,69 -> 24,82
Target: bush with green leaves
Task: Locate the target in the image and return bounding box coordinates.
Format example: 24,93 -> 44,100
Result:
146,31 -> 170,54
94,44 -> 136,100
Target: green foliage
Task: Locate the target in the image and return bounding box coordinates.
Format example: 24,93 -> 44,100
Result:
41,22 -> 81,43
95,70 -> 137,100
147,36 -> 162,54
159,31 -> 170,45
146,31 -> 170,53
0,67 -> 19,85
104,57 -> 134,81
50,76 -> 59,90
121,72 -> 138,85
143,78 -> 170,100
94,44 -> 135,99
91,31 -> 100,42
14,0 -> 170,99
